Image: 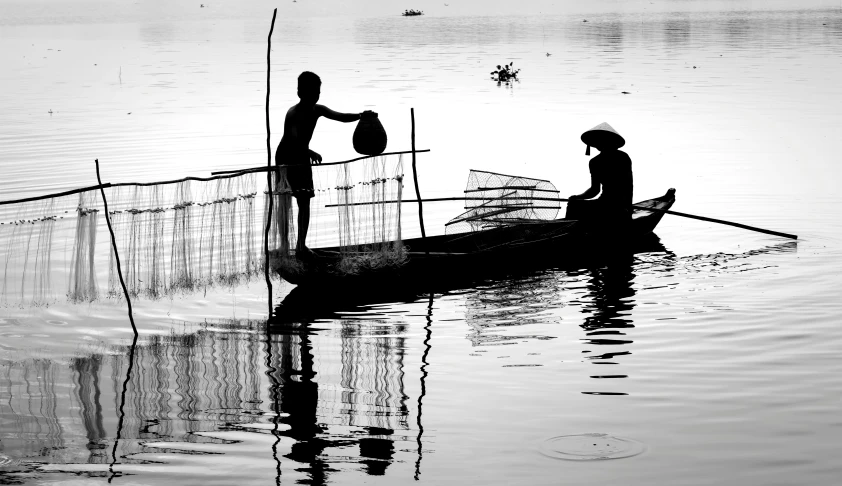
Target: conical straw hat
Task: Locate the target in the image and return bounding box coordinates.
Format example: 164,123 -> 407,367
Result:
581,122 -> 625,151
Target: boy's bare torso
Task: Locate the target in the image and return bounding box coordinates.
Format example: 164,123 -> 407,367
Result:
279,103 -> 322,162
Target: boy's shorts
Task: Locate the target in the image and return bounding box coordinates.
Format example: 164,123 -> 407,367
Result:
286,163 -> 314,199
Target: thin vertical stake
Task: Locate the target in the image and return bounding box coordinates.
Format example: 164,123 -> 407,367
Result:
95,159 -> 137,336
264,8 -> 277,317
108,332 -> 137,482
410,108 -> 427,252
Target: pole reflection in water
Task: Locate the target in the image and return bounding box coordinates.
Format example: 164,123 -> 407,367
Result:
108,332 -> 137,481
414,292 -> 434,481
265,320 -> 283,486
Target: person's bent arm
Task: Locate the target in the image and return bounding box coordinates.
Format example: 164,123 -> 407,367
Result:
569,174 -> 601,200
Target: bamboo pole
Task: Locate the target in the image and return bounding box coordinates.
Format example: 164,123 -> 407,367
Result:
0,149 -> 432,207
326,195 -> 798,240
0,183 -> 112,206
95,159 -> 137,336
0,169 -> 266,206
325,195 -> 567,207
410,109 -> 427,247
264,8 -> 277,316
210,149 -> 431,176
465,186 -> 559,193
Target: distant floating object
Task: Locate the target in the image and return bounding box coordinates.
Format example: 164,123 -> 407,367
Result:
546,52 -> 552,57
402,9 -> 424,16
200,3 -> 205,7
693,66 -> 697,68
583,19 -> 588,22
621,91 -> 630,94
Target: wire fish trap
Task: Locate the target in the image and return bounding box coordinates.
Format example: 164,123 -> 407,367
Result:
445,170 -> 561,234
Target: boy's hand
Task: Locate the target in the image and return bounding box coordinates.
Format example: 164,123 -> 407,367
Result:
309,150 -> 322,165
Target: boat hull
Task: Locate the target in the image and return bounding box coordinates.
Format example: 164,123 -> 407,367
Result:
272,189 -> 676,288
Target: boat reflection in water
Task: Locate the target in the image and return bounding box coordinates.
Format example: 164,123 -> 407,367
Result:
462,238 -> 797,396
0,240 -> 798,482
463,236 -> 666,343
575,240 -> 798,394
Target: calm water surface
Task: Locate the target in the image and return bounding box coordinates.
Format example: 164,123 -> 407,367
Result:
1,1 -> 841,484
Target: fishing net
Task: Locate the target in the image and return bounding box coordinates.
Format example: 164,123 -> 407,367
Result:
271,153 -> 406,276
445,170 -> 561,235
1,189 -> 101,305
1,173 -> 263,305
0,153 -> 406,305
334,154 -> 405,273
104,175 -> 261,299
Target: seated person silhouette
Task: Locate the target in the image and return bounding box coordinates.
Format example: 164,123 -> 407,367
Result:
567,122 -> 634,231
275,71 -> 375,256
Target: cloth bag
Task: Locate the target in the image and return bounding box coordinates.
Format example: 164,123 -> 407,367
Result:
353,112 -> 387,156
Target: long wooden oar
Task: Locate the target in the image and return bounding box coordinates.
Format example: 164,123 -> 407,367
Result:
633,206 -> 797,239
325,196 -> 798,240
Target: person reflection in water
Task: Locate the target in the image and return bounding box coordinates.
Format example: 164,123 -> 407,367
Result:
582,257 -> 637,334
568,122 -> 634,232
272,322 -> 398,484
275,71 -> 376,256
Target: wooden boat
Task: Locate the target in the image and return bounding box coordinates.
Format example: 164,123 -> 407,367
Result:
272,188 -> 676,287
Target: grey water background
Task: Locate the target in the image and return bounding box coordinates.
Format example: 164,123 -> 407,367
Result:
1,0 -> 842,484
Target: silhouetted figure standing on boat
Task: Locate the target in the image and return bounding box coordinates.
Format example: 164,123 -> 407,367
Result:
276,71 -> 376,256
567,122 -> 634,231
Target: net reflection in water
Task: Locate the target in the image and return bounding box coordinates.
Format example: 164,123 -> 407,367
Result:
0,316 -> 414,481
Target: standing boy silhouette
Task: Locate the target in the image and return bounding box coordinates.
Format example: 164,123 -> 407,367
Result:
275,71 -> 375,255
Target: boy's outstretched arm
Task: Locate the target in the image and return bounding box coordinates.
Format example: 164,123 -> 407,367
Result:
316,105 -> 375,123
